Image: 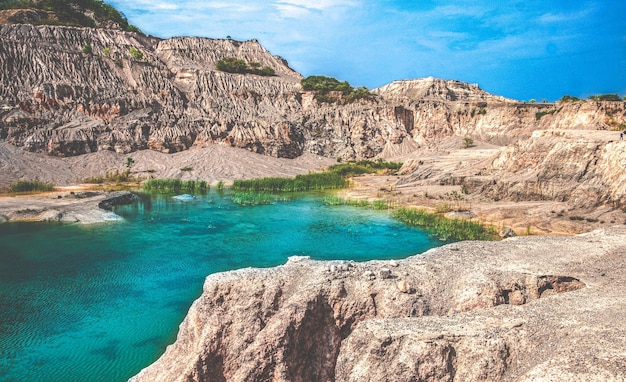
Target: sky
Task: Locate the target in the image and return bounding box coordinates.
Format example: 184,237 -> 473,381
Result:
107,0 -> 626,101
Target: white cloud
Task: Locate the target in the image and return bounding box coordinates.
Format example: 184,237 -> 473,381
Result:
538,9 -> 593,24
274,4 -> 311,18
276,0 -> 357,11
427,4 -> 487,18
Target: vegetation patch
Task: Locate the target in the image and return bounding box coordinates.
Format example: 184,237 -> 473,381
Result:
232,172 -> 347,192
559,95 -> 581,102
535,108 -> 561,120
324,196 -> 390,210
215,57 -> 276,76
588,94 -> 623,102
392,207 -> 497,241
129,47 -> 143,61
143,179 -> 209,193
231,192 -> 275,206
301,75 -> 375,104
83,170 -> 137,184
328,159 -> 403,177
8,180 -> 55,193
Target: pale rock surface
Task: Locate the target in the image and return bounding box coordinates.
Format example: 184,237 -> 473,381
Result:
131,227 -> 626,382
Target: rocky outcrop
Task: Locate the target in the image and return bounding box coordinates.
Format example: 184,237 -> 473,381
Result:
130,227 -> 626,382
0,23 -> 410,159
97,191 -> 139,210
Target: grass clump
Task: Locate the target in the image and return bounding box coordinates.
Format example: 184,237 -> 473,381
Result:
143,179 -> 209,193
323,197 -> 390,210
328,159 -> 403,177
8,180 -> 55,193
231,192 -> 275,206
83,170 -> 136,184
232,172 -> 347,192
392,207 -> 497,241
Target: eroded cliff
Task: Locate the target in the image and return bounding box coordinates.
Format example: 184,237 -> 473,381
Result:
130,227 -> 626,381
2,24 -> 624,162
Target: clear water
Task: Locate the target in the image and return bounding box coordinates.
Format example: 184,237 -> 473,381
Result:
0,191 -> 443,382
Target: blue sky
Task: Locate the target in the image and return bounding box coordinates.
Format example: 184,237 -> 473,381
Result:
107,0 -> 625,101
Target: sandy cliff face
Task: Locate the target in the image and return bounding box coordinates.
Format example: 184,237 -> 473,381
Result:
0,24 -> 413,159
2,24 -> 624,162
130,227 -> 626,382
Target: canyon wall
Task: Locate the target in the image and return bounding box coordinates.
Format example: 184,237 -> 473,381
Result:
2,24 -> 624,161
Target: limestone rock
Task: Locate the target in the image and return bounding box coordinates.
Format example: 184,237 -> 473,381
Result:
499,227 -> 517,238
97,191 -> 139,210
396,279 -> 411,293
379,267 -> 391,279
130,227 -> 626,382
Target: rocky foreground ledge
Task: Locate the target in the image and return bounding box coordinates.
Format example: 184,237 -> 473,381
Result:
131,227 -> 626,381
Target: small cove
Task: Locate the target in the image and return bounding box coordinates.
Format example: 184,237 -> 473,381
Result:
0,191 -> 445,381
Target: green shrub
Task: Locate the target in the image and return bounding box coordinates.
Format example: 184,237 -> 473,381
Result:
328,159 -> 403,176
301,76 -> 353,94
129,47 -> 143,61
102,47 -> 110,56
82,43 -> 92,54
180,166 -> 193,172
588,94 -> 622,102
9,180 -> 55,193
216,57 -> 248,73
559,95 -> 580,102
301,76 -> 376,104
215,57 -> 276,76
216,180 -> 225,190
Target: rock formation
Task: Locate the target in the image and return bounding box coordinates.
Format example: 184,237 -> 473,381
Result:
130,227 -> 626,381
2,23 -> 624,161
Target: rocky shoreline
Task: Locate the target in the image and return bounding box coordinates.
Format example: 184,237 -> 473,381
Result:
0,190 -> 136,223
130,227 -> 626,381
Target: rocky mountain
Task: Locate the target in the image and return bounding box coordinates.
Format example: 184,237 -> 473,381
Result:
0,20 -> 625,214
2,23 -> 624,161
130,227 -> 626,381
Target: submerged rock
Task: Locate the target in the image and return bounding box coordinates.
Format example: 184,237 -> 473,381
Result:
172,194 -> 196,201
97,192 -> 139,210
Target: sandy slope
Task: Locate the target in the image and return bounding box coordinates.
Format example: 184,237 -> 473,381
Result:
0,142 -> 335,188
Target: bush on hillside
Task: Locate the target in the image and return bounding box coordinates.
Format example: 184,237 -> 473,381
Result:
1,0 -> 143,33
588,94 -> 623,102
215,57 -> 276,76
301,75 -> 375,104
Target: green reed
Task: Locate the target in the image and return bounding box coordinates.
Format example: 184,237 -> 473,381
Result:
143,178 -> 209,193
232,172 -> 347,192
8,180 -> 55,193
392,207 -> 498,241
231,192 -> 275,206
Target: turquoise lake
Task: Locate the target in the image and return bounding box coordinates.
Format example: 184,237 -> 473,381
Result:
0,191 -> 444,381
